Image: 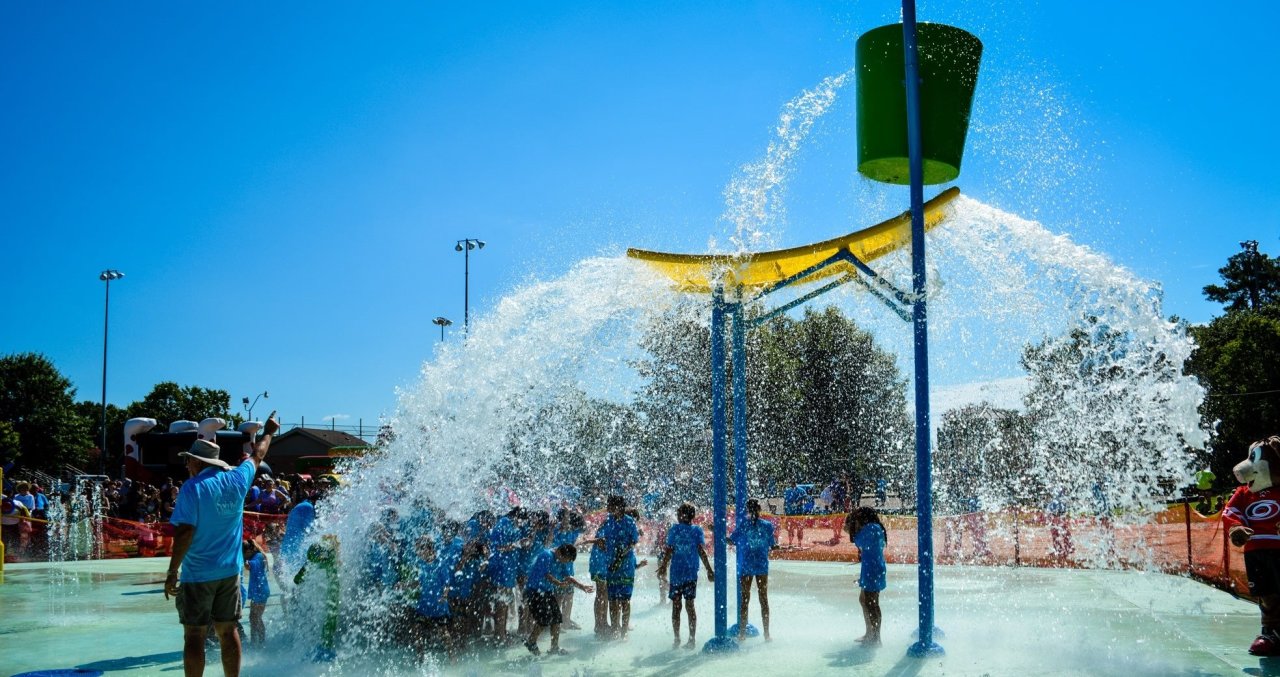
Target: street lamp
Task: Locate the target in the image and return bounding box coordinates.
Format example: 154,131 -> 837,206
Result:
98,269 -> 124,476
454,238 -> 485,335
242,391 -> 268,421
432,316 -> 453,342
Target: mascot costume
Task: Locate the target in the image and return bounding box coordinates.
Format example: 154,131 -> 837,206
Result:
1223,436 -> 1280,656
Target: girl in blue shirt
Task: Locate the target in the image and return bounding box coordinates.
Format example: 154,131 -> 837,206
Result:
844,507 -> 887,647
241,540 -> 271,646
728,498 -> 776,642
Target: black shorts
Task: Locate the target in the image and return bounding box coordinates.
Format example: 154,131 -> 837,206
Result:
668,580 -> 697,600
176,574 -> 241,626
1246,549 -> 1280,597
525,589 -> 562,627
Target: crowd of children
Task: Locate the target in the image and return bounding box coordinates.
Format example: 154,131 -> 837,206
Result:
242,491 -> 892,663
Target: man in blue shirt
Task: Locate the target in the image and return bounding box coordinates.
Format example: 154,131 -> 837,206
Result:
164,412 -> 278,677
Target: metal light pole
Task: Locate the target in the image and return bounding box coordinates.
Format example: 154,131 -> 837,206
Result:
242,391 -> 268,421
98,269 -> 124,476
454,239 -> 485,335
432,316 -> 453,342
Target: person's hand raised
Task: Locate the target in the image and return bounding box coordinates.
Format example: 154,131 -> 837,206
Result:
264,411 -> 280,436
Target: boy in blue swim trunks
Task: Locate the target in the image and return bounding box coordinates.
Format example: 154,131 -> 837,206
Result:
657,503 -> 713,649
410,534 -> 456,662
598,495 -> 639,639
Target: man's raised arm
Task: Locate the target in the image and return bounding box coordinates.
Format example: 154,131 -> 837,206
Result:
250,411 -> 280,469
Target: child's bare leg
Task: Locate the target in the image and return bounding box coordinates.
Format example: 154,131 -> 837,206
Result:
560,591 -> 576,628
526,623 -> 544,652
609,599 -> 621,633
549,623 -> 561,651
671,595 -> 682,646
493,600 -> 510,641
686,597 -> 697,647
594,584 -> 608,633
250,603 -> 265,645
619,600 -> 631,638
757,575 -> 771,641
865,591 -> 881,644
738,576 -> 752,640
857,590 -> 871,641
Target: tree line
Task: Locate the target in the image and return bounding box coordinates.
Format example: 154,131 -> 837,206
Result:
0,352 -> 239,475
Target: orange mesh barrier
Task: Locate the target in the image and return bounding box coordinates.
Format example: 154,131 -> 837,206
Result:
1,500 -> 1249,601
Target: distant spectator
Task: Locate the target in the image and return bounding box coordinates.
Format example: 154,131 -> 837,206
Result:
14,482 -> 35,511
250,477 -> 290,514
2,494 -> 32,555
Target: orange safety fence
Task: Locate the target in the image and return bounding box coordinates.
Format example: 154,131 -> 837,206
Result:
2,510 -> 289,563
0,502 -> 1249,600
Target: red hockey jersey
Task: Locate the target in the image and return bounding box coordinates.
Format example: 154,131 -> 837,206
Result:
1223,485 -> 1280,552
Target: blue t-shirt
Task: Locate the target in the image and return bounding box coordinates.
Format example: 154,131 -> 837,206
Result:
784,487 -> 808,515
451,546 -> 486,599
729,518 -> 776,577
281,500 -> 316,565
525,548 -> 560,594
244,552 -> 270,603
552,527 -> 580,580
487,516 -> 523,588
170,460 -> 255,583
599,515 -> 639,580
665,522 -> 705,585
589,538 -> 608,578
415,557 -> 452,619
521,526 -> 552,576
853,522 -> 887,593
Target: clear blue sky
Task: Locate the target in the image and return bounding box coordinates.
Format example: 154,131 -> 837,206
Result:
2,1 -> 1277,427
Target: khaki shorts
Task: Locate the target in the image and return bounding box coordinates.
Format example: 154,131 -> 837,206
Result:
176,574 -> 242,626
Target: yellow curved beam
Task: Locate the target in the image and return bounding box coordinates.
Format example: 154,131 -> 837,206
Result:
627,187 -> 960,293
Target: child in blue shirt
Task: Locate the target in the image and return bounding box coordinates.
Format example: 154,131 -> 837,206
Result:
657,503 -> 714,649
728,498 -> 776,642
597,495 -> 639,639
844,507 -> 887,647
411,534 -> 456,662
523,544 -> 593,656
241,540 -> 271,646
588,523 -> 611,636
552,510 -> 586,630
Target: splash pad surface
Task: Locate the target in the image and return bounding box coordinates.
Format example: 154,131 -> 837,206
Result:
1,557 -> 1262,676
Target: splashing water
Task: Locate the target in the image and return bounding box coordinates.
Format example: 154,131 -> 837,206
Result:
286,71 -> 1209,665
721,72 -> 850,254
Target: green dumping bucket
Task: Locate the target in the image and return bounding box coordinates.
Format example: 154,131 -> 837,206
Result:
856,23 -> 982,185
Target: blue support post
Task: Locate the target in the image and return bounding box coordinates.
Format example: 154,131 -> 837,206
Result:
727,302 -> 759,639
704,288 -> 738,653
902,0 -> 944,659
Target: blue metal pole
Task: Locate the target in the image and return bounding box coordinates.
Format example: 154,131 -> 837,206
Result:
729,302 -> 756,638
704,287 -> 737,652
902,0 -> 944,659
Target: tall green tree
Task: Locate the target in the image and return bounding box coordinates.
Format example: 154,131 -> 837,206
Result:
1185,306 -> 1280,486
936,404 -> 1032,509
632,305 -> 911,502
123,381 -> 240,428
0,353 -> 95,472
1021,316 -> 1193,509
1203,241 -> 1280,312
75,400 -> 128,468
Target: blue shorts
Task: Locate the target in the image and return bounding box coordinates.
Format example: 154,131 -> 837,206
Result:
607,582 -> 634,601
668,580 -> 697,600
